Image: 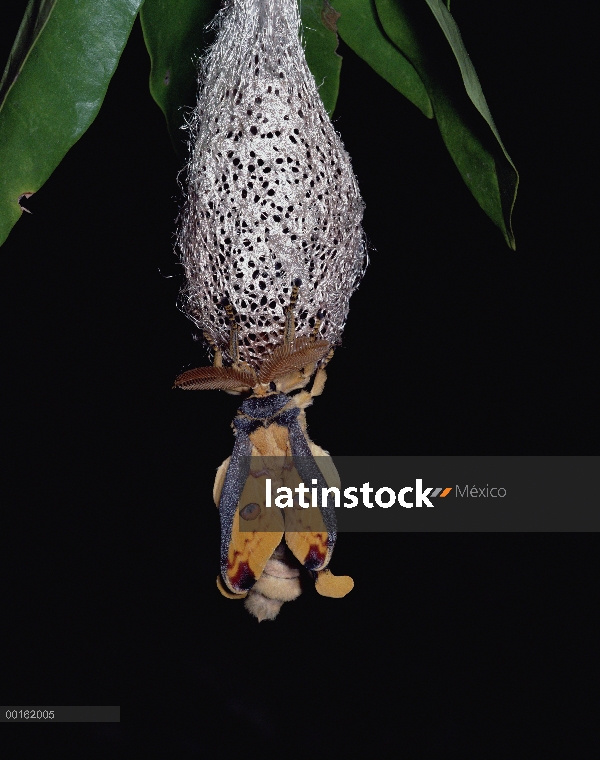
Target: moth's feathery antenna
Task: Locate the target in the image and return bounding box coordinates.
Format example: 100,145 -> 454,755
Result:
284,278 -> 302,348
222,297 -> 240,365
203,330 -> 223,368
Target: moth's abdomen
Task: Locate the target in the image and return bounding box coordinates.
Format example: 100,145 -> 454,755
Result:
178,0 -> 366,369
244,542 -> 303,622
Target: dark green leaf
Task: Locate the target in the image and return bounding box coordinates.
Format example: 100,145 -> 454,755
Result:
0,1 -> 56,110
425,0 -> 512,155
332,0 -> 432,118
0,0 -> 143,247
374,0 -> 518,248
299,0 -> 342,116
139,0 -> 219,157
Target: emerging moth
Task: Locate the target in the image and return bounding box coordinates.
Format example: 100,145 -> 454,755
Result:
175,286 -> 353,620
175,0 -> 366,619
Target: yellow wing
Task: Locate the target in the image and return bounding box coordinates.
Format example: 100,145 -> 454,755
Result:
217,458 -> 284,595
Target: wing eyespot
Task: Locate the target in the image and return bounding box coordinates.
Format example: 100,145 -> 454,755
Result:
240,502 -> 261,521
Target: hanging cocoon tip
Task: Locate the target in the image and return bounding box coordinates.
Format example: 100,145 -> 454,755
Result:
178,0 -> 367,369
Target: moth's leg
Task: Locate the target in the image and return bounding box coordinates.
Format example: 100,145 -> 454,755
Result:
287,388 -> 312,411
223,300 -> 240,365
321,347 -> 335,367
221,299 -> 257,376
276,369 -> 309,396
284,277 -> 302,347
203,330 -> 223,368
309,309 -> 323,340
288,368 -> 327,411
310,367 -> 327,398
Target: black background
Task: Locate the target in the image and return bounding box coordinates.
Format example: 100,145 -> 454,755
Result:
1,2 -> 597,755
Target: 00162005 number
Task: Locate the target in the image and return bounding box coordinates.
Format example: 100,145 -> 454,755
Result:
5,709 -> 55,720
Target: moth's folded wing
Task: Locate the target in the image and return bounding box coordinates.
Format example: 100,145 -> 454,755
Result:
282,463 -> 333,572
223,470 -> 284,594
217,575 -> 247,599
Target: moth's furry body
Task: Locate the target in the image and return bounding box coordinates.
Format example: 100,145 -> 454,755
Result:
175,328 -> 353,620
243,543 -> 302,622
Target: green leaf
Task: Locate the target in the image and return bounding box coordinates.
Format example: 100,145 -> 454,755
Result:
139,0 -> 219,157
331,0 -> 432,118
424,0 -> 511,157
299,0 -> 342,117
0,1 -> 57,110
141,0 -> 343,157
374,0 -> 518,248
0,0 -> 144,247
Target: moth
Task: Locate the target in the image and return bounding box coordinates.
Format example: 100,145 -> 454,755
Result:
174,284 -> 353,621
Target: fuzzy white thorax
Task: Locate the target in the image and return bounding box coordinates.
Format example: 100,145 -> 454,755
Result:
178,0 -> 366,369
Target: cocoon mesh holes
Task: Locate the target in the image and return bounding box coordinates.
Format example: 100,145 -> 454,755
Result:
178,0 -> 367,368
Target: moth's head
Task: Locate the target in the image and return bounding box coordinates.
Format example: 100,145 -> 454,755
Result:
249,380 -> 277,397
262,369 -> 312,396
